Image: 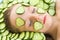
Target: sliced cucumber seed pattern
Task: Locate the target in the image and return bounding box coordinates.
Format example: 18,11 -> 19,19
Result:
16,6 -> 25,15
16,18 -> 25,27
34,21 -> 43,31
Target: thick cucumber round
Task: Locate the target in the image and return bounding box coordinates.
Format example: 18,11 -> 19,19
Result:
19,32 -> 25,39
24,32 -> 29,40
16,6 -> 25,15
16,18 -> 25,27
0,23 -> 6,30
32,32 -> 43,40
34,21 -> 43,31
30,0 -> 39,6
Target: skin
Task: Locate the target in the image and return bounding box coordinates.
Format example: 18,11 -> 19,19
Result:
4,0 -> 60,40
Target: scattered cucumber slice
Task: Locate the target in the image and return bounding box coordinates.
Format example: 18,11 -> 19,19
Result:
37,8 -> 46,14
40,33 -> 46,40
22,3 -> 30,6
32,33 -> 43,40
16,6 -> 25,15
30,0 -> 39,6
17,0 -> 23,3
30,32 -> 34,39
0,13 -> 3,19
0,18 -> 4,23
34,21 -> 43,31
24,32 -> 29,39
2,36 -> 6,40
44,0 -> 51,3
13,34 -> 19,39
19,32 -> 25,39
16,18 -> 25,27
11,33 -> 16,38
48,9 -> 55,16
0,23 -> 6,30
23,0 -> 29,3
2,30 -> 9,36
43,3 -> 49,10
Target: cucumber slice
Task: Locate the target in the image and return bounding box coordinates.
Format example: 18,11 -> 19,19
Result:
48,9 -> 55,16
30,0 -> 39,6
36,0 -> 43,8
8,0 -> 13,3
40,33 -> 46,40
24,32 -> 29,39
0,28 -> 6,33
12,0 -> 18,4
19,32 -> 25,39
2,30 -> 9,36
37,8 -> 46,14
2,8 -> 8,13
44,0 -> 51,3
32,33 -> 43,40
16,6 -> 25,15
49,0 -> 54,3
30,32 -> 34,39
11,33 -> 16,38
0,13 -> 3,19
2,36 -> 6,40
7,33 -> 12,38
22,3 -> 30,6
0,23 -> 6,30
34,21 -> 43,31
18,0 -> 23,3
43,3 -> 49,10
16,18 -> 25,27
50,3 -> 55,7
0,18 -> 4,23
13,34 -> 19,39
23,0 -> 29,3
8,3 -> 13,7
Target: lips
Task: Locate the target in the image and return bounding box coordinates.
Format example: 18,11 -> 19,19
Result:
43,15 -> 47,24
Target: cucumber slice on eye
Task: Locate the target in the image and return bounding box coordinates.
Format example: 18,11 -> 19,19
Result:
43,3 -> 49,10
0,18 -> 4,23
16,6 -> 25,15
30,32 -> 34,39
48,9 -> 55,16
19,32 -> 25,39
34,21 -> 43,31
23,0 -> 29,3
30,0 -> 39,6
24,32 -> 29,39
0,23 -> 6,30
32,33 -> 43,40
37,8 -> 46,14
44,0 -> 51,3
16,18 -> 25,27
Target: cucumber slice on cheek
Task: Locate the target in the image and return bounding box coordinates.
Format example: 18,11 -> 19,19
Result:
34,21 -> 43,31
16,18 -> 25,27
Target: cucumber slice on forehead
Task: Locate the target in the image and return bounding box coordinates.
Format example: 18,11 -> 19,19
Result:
16,6 -> 25,15
32,33 -> 43,40
34,21 -> 43,31
30,0 -> 39,6
48,9 -> 55,16
37,8 -> 46,14
16,18 -> 25,27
